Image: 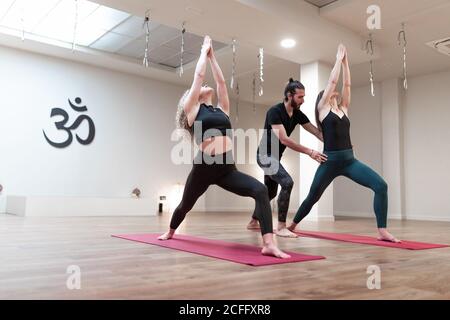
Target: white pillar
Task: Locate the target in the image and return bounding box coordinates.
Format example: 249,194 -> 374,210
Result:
381,79 -> 404,219
299,62 -> 334,221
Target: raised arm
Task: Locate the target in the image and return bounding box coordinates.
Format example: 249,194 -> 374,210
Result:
208,43 -> 230,115
185,36 -> 211,126
319,44 -> 345,109
340,50 -> 351,111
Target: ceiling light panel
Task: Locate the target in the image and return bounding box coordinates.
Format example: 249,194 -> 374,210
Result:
0,1 -> 15,21
0,0 -> 59,32
32,0 -> 99,43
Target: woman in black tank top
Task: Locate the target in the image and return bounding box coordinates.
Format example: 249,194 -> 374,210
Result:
159,36 -> 290,259
289,44 -> 400,243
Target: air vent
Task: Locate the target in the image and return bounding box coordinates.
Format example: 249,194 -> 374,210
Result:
304,0 -> 339,8
426,37 -> 450,56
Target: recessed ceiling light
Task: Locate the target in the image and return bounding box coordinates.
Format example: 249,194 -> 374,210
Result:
281,38 -> 296,49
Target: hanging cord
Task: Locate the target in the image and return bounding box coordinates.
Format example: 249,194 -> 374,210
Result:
179,22 -> 186,77
365,33 -> 375,97
398,23 -> 408,90
230,39 -> 237,90
142,11 -> 150,67
252,73 -> 256,112
72,0 -> 79,52
258,47 -> 264,97
20,6 -> 25,41
235,81 -> 240,123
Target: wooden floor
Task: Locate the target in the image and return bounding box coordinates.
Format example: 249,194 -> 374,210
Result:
1,212 -> 449,300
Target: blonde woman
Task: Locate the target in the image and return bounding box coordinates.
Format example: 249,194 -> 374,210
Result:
159,36 -> 290,258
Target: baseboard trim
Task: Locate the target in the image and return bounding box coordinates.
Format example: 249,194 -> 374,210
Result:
200,207 -> 254,213
334,211 -> 450,222
5,195 -> 157,217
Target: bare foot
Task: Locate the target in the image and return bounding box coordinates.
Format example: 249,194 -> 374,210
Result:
275,228 -> 298,238
377,229 -> 401,243
261,245 -> 291,259
246,219 -> 261,230
158,231 -> 174,240
287,223 -> 297,232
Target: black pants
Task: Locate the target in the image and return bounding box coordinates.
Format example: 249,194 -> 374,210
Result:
170,151 -> 273,235
253,154 -> 294,223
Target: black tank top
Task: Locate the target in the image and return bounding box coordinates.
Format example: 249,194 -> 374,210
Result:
194,104 -> 232,145
322,110 -> 353,151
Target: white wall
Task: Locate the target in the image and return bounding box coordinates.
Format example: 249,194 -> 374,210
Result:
0,45 -> 204,214
403,71 -> 450,221
0,45 -> 297,217
334,83 -> 383,218
381,79 -> 404,219
334,71 -> 450,222
300,61 -> 334,221
4,45 -> 447,221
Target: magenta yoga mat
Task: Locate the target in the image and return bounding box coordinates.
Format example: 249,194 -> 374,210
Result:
294,230 -> 449,250
112,233 -> 325,266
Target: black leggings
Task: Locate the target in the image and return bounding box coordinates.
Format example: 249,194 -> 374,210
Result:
254,154 -> 294,223
170,151 -> 274,235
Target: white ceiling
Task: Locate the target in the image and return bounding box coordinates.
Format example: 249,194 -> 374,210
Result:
321,0 -> 450,87
0,1 -> 228,69
0,0 -> 449,106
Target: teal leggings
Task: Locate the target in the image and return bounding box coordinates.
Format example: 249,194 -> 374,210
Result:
293,149 -> 388,228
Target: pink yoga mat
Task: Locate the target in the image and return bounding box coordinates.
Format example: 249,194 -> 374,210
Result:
294,230 -> 449,250
112,233 -> 325,266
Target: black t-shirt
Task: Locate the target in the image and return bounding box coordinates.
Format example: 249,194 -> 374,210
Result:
258,102 -> 310,159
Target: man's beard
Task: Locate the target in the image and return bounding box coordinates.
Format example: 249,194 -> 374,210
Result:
290,100 -> 301,110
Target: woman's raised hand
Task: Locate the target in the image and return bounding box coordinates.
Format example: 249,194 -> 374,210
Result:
201,35 -> 212,55
336,44 -> 346,61
207,41 -> 215,59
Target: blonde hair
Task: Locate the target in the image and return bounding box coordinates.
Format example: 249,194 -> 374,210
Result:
175,90 -> 195,141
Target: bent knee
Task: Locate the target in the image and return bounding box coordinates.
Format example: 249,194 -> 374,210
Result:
374,180 -> 388,194
281,178 -> 294,191
254,183 -> 269,198
268,188 -> 278,200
